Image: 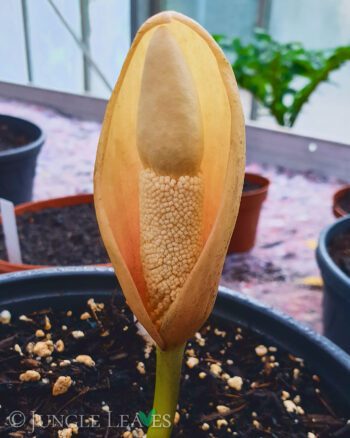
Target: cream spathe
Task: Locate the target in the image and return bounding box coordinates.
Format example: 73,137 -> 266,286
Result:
94,11 -> 245,350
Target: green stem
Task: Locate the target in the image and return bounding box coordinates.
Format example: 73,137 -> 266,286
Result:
147,343 -> 185,438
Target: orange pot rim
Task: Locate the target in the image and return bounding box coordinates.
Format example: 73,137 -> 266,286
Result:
242,172 -> 270,198
333,185 -> 350,218
0,193 -> 110,272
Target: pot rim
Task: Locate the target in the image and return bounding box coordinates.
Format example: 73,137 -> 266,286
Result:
0,114 -> 45,161
333,185 -> 350,218
0,193 -> 110,271
0,266 -> 349,403
0,265 -> 114,288
243,172 -> 270,198
316,215 -> 350,302
14,193 -> 93,216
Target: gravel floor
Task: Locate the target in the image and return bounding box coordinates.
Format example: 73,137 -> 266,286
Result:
0,97 -> 346,334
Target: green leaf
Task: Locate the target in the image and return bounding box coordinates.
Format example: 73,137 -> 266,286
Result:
215,30 -> 350,126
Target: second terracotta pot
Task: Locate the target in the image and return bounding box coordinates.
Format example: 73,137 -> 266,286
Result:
228,172 -> 269,253
0,194 -> 109,273
333,185 -> 350,218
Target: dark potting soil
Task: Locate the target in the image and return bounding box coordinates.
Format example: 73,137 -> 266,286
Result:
338,191 -> 350,215
0,297 -> 348,437
0,123 -> 29,152
0,203 -> 110,266
328,231 -> 350,277
243,179 -> 262,193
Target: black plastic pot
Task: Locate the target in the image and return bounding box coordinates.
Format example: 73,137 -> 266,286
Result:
317,216 -> 350,354
0,115 -> 45,204
0,266 -> 349,409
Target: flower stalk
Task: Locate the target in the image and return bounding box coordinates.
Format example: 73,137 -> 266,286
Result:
147,343 -> 185,437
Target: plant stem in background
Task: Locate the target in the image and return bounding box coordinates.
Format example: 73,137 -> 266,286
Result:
147,343 -> 186,438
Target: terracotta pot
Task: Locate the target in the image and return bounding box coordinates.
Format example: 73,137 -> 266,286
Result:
228,172 -> 269,253
0,193 -> 110,273
333,185 -> 350,218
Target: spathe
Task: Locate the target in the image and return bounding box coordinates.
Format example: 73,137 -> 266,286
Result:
94,11 -> 245,350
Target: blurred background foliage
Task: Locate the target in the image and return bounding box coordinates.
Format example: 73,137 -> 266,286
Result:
215,30 -> 350,127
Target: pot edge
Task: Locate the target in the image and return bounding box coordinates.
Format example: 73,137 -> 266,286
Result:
0,114 -> 45,161
243,172 -> 270,198
316,215 -> 350,302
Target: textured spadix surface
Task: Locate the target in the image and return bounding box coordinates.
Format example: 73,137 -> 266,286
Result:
138,27 -> 204,326
94,11 -> 245,349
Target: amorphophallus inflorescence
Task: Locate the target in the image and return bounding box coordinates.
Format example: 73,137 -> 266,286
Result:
94,11 -> 245,437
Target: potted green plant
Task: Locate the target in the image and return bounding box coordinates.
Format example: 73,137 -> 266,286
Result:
216,30 -> 350,253
0,115 -> 45,204
215,29 -> 350,128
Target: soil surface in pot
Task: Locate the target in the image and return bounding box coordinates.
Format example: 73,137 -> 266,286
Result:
0,204 -> 109,266
337,191 -> 350,215
0,122 -> 29,152
0,297 -> 348,437
328,231 -> 350,277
